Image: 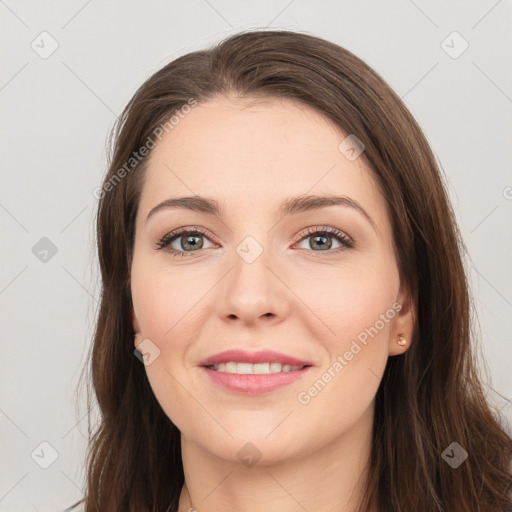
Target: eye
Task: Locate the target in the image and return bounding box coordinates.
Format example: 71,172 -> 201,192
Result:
155,227 -> 215,257
294,226 -> 354,253
155,225 -> 355,258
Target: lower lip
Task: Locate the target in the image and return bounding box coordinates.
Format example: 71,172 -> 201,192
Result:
200,366 -> 312,394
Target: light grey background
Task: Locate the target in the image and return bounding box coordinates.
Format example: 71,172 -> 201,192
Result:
1,1 -> 511,510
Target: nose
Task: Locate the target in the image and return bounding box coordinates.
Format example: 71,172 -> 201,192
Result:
215,248 -> 290,327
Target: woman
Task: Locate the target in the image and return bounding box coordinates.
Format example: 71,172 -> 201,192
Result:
68,29 -> 512,511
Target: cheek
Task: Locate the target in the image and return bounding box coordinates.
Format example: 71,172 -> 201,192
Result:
296,261 -> 397,340
289,270 -> 395,444
130,263 -> 205,429
131,259 -> 203,340
295,264 -> 396,394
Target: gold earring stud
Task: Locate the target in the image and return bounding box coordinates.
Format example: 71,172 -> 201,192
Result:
397,334 -> 407,346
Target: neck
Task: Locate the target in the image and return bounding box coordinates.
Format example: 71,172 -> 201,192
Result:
177,403 -> 375,512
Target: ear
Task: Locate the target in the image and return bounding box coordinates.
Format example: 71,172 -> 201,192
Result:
388,284 -> 416,356
131,306 -> 141,348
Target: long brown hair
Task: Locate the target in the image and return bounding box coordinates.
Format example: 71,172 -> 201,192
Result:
68,29 -> 512,511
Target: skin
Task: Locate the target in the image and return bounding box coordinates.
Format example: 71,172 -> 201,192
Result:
130,94 -> 415,512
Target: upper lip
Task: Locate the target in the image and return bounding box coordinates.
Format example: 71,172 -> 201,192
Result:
199,349 -> 313,367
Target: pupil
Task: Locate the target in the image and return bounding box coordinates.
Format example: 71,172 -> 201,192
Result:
312,235 -> 331,251
184,235 -> 203,250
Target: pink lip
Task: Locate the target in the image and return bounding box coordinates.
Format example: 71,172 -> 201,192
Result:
199,365 -> 313,394
198,349 -> 312,367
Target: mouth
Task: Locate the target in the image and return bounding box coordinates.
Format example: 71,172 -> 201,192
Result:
198,349 -> 313,368
205,362 -> 310,374
199,362 -> 313,394
198,349 -> 314,394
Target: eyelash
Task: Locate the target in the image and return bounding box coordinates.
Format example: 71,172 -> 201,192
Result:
155,225 -> 355,258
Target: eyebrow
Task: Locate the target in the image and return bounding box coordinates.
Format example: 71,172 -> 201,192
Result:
146,194 -> 377,232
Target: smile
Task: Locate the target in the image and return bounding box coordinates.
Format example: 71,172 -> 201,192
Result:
207,362 -> 306,374
200,365 -> 312,394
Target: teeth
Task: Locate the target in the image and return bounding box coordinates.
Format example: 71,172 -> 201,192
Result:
211,362 -> 305,374
270,362 -> 282,373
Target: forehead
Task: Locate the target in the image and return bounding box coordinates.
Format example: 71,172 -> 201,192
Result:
139,95 -> 386,226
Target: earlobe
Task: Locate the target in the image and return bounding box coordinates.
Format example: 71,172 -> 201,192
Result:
389,286 -> 416,356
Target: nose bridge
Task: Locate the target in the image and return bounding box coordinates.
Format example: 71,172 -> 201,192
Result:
217,231 -> 287,323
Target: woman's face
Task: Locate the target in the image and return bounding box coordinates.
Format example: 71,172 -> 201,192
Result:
130,95 -> 414,465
